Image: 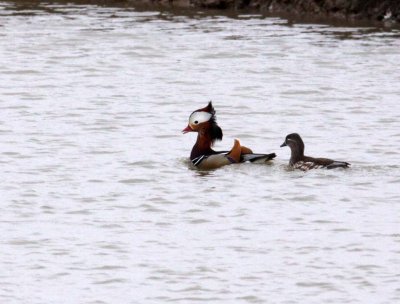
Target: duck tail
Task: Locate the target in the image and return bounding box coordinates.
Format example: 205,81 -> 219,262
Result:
241,153 -> 276,163
326,161 -> 350,169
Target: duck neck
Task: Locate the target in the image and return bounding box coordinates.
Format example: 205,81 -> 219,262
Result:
289,144 -> 304,165
190,128 -> 214,160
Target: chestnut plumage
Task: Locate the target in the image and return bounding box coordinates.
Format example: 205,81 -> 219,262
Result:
183,102 -> 276,170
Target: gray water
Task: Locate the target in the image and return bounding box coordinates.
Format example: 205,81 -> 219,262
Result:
1,2 -> 400,303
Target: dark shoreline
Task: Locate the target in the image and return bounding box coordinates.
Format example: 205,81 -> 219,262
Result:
194,0 -> 400,24
4,0 -> 400,27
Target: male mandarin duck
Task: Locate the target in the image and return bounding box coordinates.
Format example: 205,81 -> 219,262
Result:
182,102 -> 276,170
280,133 -> 350,171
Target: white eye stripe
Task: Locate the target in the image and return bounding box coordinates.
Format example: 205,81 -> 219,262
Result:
189,111 -> 212,125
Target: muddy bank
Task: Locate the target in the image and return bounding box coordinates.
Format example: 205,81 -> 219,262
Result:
137,0 -> 400,23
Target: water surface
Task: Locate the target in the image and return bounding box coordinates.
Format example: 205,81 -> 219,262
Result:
1,2 -> 400,303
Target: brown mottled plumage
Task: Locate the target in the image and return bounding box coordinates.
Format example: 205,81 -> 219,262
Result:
280,133 -> 350,171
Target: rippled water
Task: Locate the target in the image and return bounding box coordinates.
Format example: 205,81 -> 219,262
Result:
1,2 -> 400,303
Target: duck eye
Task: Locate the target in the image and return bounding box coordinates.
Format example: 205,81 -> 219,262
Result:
194,121 -> 198,124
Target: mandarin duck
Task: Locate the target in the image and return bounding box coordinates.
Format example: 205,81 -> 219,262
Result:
280,133 -> 350,171
183,102 -> 276,170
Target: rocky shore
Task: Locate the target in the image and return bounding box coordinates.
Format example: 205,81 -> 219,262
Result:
135,0 -> 400,24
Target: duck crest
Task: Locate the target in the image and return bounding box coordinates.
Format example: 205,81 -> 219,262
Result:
190,113 -> 223,160
196,101 -> 223,145
184,102 -> 277,169
198,101 -> 216,116
209,117 -> 223,143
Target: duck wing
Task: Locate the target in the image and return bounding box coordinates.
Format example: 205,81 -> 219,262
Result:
293,161 -> 323,171
303,156 -> 350,170
192,152 -> 234,170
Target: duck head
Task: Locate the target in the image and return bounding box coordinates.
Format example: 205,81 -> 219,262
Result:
182,101 -> 223,142
280,133 -> 305,156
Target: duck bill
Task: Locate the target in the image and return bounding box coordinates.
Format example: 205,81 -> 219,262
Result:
182,125 -> 193,134
280,142 -> 287,147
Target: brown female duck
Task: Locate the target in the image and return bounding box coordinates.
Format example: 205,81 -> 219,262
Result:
183,102 -> 276,170
280,133 -> 350,171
